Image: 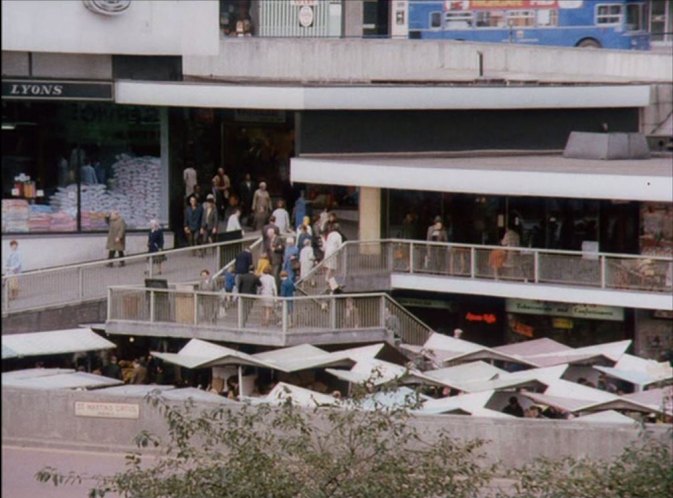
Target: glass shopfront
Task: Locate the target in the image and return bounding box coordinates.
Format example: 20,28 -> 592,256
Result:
384,190 -> 639,254
640,202 -> 673,257
2,101 -> 162,233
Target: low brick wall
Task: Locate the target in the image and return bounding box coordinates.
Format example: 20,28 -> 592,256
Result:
1,300 -> 107,334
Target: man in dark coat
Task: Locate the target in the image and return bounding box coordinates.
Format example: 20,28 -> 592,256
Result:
237,268 -> 261,326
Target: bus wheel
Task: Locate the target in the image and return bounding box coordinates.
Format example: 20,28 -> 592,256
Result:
577,38 -> 601,48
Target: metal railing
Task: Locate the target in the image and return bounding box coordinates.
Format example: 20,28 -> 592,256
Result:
107,286 -> 432,346
1,237 -> 260,316
296,239 -> 673,295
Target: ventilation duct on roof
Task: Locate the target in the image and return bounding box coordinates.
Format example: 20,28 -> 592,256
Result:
563,132 -> 650,160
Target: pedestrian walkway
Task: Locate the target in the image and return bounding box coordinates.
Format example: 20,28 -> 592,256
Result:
1,237 -> 258,316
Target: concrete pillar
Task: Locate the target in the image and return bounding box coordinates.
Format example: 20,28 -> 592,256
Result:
359,187 -> 381,255
342,0 -> 363,38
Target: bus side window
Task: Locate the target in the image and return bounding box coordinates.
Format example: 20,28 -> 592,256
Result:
430,11 -> 442,29
596,4 -> 622,25
476,11 -> 506,28
536,9 -> 558,27
445,12 -> 473,29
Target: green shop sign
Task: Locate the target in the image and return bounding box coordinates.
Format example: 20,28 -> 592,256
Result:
506,299 -> 624,321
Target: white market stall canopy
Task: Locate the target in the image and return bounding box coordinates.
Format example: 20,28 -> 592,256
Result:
2,328 -> 116,359
2,369 -> 122,390
151,339 -> 384,374
594,354 -> 673,388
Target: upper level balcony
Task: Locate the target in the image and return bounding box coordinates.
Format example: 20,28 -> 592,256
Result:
298,240 -> 673,311
104,238 -> 671,349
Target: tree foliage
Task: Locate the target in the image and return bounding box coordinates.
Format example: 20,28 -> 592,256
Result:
36,385 -> 493,498
497,429 -> 673,498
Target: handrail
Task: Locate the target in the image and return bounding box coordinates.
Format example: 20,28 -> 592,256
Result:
383,238 -> 673,262
1,236 -> 260,316
213,236 -> 264,279
1,236 -> 260,278
295,238 -> 673,296
107,286 -> 432,345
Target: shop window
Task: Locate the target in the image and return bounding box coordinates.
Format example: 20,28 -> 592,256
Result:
220,0 -> 254,37
1,102 -> 161,234
546,199 -> 599,251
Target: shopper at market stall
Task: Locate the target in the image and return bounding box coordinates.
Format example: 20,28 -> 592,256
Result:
106,211 -> 127,267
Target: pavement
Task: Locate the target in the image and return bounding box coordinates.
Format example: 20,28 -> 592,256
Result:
1,443 -> 515,498
1,444 -> 152,498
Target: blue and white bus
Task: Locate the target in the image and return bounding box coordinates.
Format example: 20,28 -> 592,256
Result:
408,0 -> 650,50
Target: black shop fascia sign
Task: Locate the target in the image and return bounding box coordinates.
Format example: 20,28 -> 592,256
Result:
2,79 -> 113,101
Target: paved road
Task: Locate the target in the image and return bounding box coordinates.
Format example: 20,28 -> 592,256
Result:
2,444 -> 515,497
1,445 -> 155,498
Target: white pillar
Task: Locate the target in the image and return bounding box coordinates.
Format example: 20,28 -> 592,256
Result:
359,187 -> 381,255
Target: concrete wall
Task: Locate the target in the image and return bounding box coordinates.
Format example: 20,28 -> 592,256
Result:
1,300 -> 107,334
185,38 -> 673,83
0,232 -> 174,272
2,386 -> 669,466
1,0 -> 219,56
2,51 -> 113,80
641,83 -> 673,136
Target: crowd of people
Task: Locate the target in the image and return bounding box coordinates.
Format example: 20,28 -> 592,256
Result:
191,202 -> 347,326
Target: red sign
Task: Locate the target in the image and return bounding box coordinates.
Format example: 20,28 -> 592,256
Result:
445,0 -> 558,10
512,320 -> 534,338
465,312 -> 497,324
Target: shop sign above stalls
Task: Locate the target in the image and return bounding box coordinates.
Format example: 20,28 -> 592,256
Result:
506,299 -> 624,321
465,312 -> 497,325
2,80 -> 113,102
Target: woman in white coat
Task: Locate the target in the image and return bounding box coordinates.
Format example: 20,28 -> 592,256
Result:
323,224 -> 343,284
299,238 -> 316,285
258,267 -> 277,327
